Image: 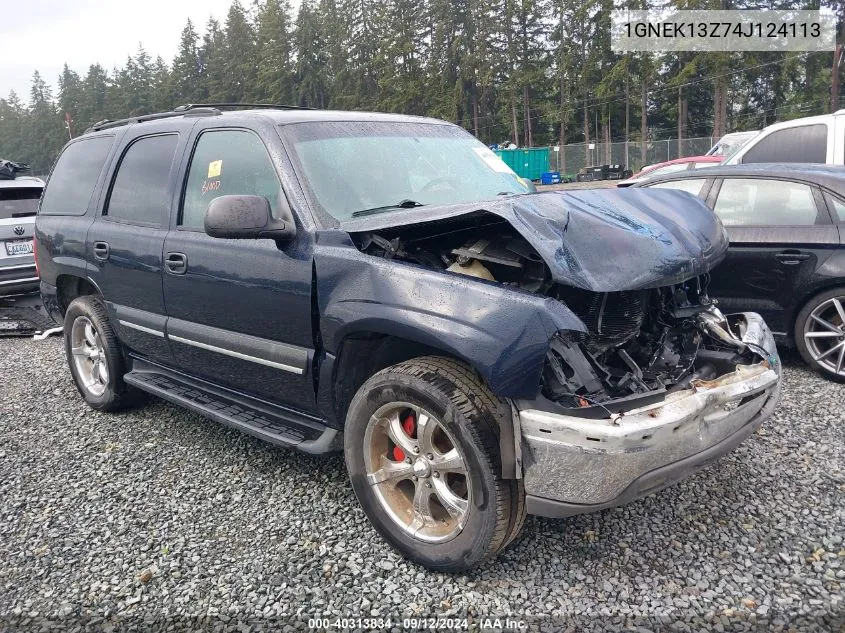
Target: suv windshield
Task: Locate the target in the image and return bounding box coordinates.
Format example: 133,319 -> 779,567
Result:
0,187 -> 42,219
283,121 -> 531,221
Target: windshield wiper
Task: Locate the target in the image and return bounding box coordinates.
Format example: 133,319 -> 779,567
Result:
351,199 -> 424,217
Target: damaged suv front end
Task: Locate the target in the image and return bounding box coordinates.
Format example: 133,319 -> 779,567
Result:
285,118 -> 781,519
520,307 -> 779,516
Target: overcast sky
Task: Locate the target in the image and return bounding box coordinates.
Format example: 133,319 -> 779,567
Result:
1,0 -> 245,102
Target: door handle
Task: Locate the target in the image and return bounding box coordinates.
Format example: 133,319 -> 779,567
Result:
775,250 -> 811,265
93,241 -> 110,262
164,252 -> 187,275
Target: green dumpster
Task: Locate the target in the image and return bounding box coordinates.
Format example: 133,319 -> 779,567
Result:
494,147 -> 550,181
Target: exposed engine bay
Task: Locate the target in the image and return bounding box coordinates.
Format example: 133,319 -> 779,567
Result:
352,214 -> 769,411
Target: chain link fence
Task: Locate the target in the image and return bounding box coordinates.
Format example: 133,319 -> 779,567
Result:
551,137 -> 715,177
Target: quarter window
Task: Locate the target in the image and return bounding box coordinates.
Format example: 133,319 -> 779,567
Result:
741,124 -> 827,164
181,130 -> 282,229
713,179 -> 821,226
824,193 -> 845,223
106,134 -> 179,226
648,178 -> 707,197
39,136 -> 113,216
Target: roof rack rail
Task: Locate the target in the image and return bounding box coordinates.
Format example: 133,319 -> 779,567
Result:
85,107 -> 222,133
173,103 -> 315,112
84,103 -> 314,133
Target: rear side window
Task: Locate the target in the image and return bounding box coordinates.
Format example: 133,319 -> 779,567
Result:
180,130 -> 282,229
106,134 -> 179,226
648,178 -> 707,197
713,178 -> 822,226
0,187 -> 42,219
741,124 -> 827,164
39,136 -> 113,216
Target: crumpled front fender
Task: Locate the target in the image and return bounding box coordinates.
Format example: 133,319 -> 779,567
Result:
314,230 -> 586,398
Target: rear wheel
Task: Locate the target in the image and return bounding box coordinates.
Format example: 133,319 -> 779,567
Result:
64,295 -> 136,410
795,287 -> 845,382
344,356 -> 525,571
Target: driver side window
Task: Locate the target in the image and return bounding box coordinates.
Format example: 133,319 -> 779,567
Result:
181,129 -> 282,229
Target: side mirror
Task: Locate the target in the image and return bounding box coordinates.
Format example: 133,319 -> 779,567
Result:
204,194 -> 296,240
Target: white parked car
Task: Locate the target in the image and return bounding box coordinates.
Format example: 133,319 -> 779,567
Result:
1,164 -> 44,296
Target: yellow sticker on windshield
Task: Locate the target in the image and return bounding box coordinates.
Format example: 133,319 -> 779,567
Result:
208,160 -> 223,178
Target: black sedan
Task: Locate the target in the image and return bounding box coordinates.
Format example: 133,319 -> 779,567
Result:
635,164 -> 845,381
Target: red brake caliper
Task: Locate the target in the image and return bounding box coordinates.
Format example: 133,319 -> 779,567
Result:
392,413 -> 416,461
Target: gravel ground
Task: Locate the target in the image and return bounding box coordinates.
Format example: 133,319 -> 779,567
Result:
1,337 -> 843,632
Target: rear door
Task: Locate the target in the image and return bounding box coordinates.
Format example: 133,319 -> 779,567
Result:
161,123 -> 317,413
86,125 -> 189,362
706,177 -> 839,336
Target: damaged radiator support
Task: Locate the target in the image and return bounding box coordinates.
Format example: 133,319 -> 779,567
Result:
540,281 -> 762,409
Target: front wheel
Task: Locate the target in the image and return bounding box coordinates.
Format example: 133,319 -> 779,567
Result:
344,357 -> 525,572
795,287 -> 845,382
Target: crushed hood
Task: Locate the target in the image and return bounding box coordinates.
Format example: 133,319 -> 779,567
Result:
342,189 -> 728,292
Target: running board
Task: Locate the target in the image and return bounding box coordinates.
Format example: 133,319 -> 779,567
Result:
124,365 -> 339,454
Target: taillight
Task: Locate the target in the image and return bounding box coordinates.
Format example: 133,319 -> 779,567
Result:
33,238 -> 40,277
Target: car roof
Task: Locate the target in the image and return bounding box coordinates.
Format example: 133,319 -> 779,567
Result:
634,163 -> 845,194
82,106 -> 455,136
636,163 -> 845,191
759,113 -> 833,133
0,176 -> 45,188
718,131 -> 759,140
643,155 -> 722,170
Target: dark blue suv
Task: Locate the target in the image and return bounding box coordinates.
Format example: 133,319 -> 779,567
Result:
35,105 -> 781,571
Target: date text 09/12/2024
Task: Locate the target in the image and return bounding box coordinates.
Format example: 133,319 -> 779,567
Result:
307,617 -> 528,630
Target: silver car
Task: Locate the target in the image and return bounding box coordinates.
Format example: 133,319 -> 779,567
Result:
1,175 -> 44,296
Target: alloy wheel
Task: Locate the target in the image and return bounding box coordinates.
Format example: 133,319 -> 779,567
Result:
804,296 -> 845,377
70,316 -> 109,396
363,402 -> 470,543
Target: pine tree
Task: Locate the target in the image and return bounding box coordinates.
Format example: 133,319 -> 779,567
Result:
200,18 -> 227,101
371,0 -> 427,114
220,2 -> 258,102
171,19 -> 203,103
0,92 -> 28,161
293,0 -> 329,108
27,72 -> 64,174
78,64 -> 110,130
57,64 -> 83,138
151,56 -> 172,111
254,0 -> 295,103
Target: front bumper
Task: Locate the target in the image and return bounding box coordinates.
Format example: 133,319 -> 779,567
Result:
519,312 -> 781,518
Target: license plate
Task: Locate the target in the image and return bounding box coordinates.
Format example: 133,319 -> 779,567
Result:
5,239 -> 33,256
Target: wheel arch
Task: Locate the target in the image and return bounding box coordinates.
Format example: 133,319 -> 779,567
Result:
55,274 -> 102,317
328,330 -> 521,479
790,281 -> 845,343
330,330 -> 483,425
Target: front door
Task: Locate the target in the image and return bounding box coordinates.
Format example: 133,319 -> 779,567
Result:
87,131 -> 184,362
707,177 -> 840,335
162,126 -> 317,413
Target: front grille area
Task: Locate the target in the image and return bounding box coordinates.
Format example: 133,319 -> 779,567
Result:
557,288 -> 649,351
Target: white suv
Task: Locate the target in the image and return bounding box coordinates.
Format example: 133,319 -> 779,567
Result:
723,111 -> 845,165
1,173 -> 44,296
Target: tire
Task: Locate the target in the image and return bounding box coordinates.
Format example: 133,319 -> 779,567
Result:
794,286 -> 845,382
64,295 -> 137,410
344,356 -> 526,572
